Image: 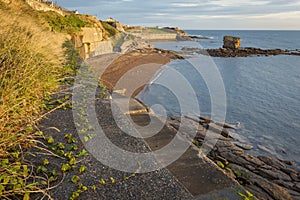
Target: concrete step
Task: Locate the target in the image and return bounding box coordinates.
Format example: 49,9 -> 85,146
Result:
130,114 -> 244,199
111,94 -> 149,115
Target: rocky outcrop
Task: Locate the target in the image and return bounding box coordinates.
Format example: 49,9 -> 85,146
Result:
181,35 -> 300,57
105,17 -> 125,32
205,47 -> 300,57
181,47 -> 300,57
223,36 -> 241,49
162,27 -> 188,36
167,116 -> 300,200
25,0 -> 65,16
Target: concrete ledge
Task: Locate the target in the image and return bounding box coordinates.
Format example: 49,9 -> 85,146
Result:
130,114 -> 244,199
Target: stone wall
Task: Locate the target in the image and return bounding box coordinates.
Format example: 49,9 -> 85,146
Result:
90,40 -> 113,56
72,27 -> 110,59
223,36 -> 241,49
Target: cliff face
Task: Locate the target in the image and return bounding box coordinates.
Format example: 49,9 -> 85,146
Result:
25,0 -> 65,16
20,0 -> 119,59
105,18 -> 125,32
72,27 -> 112,59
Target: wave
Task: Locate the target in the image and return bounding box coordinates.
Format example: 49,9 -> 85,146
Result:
190,34 -> 215,39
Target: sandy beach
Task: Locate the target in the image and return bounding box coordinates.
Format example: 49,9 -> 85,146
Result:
87,48 -> 183,97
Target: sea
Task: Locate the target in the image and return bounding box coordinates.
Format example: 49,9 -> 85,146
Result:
137,30 -> 300,165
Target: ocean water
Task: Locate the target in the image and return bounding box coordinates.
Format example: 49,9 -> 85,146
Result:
138,30 -> 300,164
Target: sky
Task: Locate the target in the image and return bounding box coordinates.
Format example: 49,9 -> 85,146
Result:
57,0 -> 300,30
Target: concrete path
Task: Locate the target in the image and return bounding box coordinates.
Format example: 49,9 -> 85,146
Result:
32,84 -> 246,199
122,97 -> 245,199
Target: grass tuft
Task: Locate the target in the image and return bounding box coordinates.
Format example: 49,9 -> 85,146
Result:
0,11 -> 66,198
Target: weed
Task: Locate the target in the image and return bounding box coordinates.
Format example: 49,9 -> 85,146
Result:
238,190 -> 255,200
77,149 -> 88,157
217,161 -> 225,169
43,159 -> 50,166
62,40 -> 82,77
71,176 -> 80,184
79,166 -> 86,174
61,163 -> 71,172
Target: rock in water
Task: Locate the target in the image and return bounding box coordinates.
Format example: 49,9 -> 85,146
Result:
223,36 -> 241,49
207,123 -> 230,138
233,142 -> 253,150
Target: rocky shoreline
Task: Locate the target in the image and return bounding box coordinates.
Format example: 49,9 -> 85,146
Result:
87,31 -> 300,198
181,47 -> 300,57
89,43 -> 300,199
166,115 -> 300,200
91,45 -> 300,198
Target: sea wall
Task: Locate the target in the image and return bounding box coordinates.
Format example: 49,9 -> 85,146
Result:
131,33 -> 177,41
90,40 -> 113,56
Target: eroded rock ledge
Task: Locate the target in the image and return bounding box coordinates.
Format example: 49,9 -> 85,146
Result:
167,116 -> 300,200
182,47 -> 300,57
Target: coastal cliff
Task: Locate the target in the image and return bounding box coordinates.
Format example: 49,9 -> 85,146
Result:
19,0 -> 120,58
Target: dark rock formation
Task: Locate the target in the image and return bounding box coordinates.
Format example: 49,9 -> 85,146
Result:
162,27 -> 188,36
167,116 -> 300,200
207,47 -> 286,57
181,47 -> 300,57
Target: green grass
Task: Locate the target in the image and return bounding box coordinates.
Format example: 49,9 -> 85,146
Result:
44,12 -> 91,34
147,28 -> 169,34
0,25 -> 60,150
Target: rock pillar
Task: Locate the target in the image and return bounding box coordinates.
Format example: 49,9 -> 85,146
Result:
223,36 -> 241,49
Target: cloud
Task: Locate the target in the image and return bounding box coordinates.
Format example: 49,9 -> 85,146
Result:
248,11 -> 300,19
208,0 -> 270,7
57,0 -> 300,29
171,3 -> 201,7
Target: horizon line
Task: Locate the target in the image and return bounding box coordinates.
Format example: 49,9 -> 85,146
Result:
183,29 -> 300,31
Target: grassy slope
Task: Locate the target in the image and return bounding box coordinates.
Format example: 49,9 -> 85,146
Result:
0,0 -> 67,153
0,1 -> 69,198
0,0 -> 118,198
